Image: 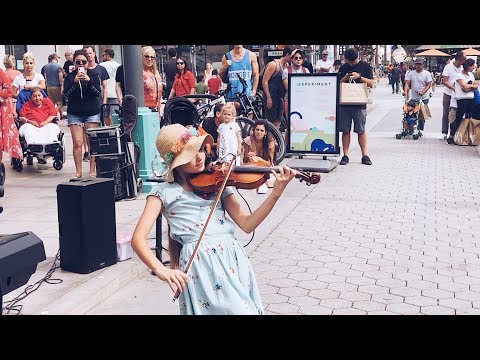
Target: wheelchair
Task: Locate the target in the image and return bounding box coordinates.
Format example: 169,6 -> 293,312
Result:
11,89 -> 65,172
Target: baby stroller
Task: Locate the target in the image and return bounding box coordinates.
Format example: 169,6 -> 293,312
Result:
163,96 -> 201,128
11,89 -> 65,172
395,99 -> 422,140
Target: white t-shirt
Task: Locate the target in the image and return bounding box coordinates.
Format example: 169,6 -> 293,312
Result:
217,121 -> 241,162
12,73 -> 45,90
99,60 -> 121,99
405,69 -> 432,101
453,72 -> 475,100
442,62 -> 463,97
282,66 -> 310,99
315,59 -> 333,73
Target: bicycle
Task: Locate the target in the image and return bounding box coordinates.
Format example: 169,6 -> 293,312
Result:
233,73 -> 286,163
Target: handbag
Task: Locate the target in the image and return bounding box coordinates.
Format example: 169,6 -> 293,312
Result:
339,76 -> 368,105
420,102 -> 431,120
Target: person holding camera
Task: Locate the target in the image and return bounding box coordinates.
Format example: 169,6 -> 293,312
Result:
62,49 -> 102,180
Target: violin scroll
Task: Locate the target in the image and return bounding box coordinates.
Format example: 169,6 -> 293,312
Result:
295,171 -> 321,185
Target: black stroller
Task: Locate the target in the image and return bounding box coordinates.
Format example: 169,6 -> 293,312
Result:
163,96 -> 201,127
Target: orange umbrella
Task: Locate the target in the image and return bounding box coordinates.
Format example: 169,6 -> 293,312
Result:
415,48 -> 450,57
461,47 -> 480,56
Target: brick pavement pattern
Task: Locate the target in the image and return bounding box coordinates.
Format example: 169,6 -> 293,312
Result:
251,136 -> 480,315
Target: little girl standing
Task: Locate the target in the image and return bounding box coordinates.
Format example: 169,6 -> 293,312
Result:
217,102 -> 242,166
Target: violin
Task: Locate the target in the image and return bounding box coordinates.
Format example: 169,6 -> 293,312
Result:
187,161 -> 321,194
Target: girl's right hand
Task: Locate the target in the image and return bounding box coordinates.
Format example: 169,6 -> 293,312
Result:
155,267 -> 189,294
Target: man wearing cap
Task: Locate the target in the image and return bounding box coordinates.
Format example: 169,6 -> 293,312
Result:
403,58 -> 432,136
282,49 -> 310,138
338,48 -> 374,166
316,50 -> 333,73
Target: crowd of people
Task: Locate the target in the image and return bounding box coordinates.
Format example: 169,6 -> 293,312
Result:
3,45 -> 480,314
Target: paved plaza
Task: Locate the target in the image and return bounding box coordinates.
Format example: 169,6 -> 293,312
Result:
2,77 -> 480,315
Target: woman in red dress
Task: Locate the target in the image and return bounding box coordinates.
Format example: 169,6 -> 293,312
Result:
0,68 -> 23,195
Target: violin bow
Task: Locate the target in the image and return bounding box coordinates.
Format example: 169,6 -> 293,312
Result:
172,158 -> 236,302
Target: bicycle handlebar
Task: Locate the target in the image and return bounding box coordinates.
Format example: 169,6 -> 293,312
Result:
182,94 -> 219,100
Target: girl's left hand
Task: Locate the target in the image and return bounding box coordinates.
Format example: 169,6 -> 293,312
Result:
270,165 -> 297,193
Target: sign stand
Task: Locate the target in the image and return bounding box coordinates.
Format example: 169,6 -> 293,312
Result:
286,73 -> 340,173
287,154 -> 338,173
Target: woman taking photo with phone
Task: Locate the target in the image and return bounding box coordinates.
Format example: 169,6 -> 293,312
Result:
62,49 -> 102,180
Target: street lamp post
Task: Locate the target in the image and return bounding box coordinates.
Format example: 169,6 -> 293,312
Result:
120,45 -> 160,193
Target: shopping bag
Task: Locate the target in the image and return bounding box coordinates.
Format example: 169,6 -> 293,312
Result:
339,76 -> 368,105
468,118 -> 480,145
454,118 -> 471,145
420,102 -> 432,120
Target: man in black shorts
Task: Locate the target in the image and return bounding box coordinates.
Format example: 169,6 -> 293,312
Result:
337,48 -> 374,165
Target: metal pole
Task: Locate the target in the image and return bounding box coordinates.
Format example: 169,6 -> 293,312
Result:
122,45 -> 145,107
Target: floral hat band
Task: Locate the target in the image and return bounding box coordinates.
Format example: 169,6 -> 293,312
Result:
156,124 -> 213,182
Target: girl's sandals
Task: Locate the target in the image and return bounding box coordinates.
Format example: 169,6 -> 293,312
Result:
89,172 -> 96,179
70,173 -> 81,181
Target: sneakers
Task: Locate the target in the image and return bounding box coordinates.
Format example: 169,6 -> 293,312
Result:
37,158 -> 47,165
83,151 -> 89,162
447,137 -> 455,145
257,183 -> 268,194
339,155 -> 349,165
26,156 -> 33,166
361,155 -> 372,165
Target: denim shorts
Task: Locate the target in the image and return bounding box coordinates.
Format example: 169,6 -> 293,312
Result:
67,113 -> 101,126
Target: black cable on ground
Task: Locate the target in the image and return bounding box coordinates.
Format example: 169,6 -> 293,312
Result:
2,249 -> 63,315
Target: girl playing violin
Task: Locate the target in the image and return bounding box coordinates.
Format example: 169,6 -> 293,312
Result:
131,123 -> 297,315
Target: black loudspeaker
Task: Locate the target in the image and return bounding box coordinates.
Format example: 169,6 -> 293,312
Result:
0,232 -> 46,295
95,154 -> 127,201
57,178 -> 117,274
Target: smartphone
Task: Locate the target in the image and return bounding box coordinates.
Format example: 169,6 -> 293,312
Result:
78,67 -> 85,74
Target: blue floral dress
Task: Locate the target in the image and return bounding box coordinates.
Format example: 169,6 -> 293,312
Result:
149,182 -> 264,315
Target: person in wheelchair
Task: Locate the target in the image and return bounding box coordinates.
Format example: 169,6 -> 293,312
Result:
18,87 -> 61,165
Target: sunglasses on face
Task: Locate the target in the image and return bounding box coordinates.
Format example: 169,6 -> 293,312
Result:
144,55 -> 156,60
177,62 -> 185,65
75,60 -> 87,65
322,54 -> 328,56
293,56 -> 303,60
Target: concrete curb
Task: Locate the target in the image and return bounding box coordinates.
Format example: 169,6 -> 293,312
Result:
35,258 -> 150,315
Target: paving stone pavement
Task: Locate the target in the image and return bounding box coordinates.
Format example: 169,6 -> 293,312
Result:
250,79 -> 480,315
3,77 -> 480,315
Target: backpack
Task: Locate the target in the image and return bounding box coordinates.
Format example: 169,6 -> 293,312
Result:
220,51 -> 229,84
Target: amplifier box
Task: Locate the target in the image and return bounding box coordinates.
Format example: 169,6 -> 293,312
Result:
95,154 -> 128,201
57,178 -> 117,274
87,125 -> 124,157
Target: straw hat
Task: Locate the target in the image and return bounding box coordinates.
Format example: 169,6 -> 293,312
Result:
156,124 -> 213,182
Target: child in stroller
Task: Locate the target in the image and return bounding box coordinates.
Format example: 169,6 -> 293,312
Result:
12,87 -> 65,172
396,99 -> 422,140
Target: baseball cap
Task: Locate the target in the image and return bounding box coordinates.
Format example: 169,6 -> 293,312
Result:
414,57 -> 425,64
291,49 -> 304,58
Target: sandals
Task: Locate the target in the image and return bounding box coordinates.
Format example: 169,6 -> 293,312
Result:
89,172 -> 96,179
70,173 -> 81,181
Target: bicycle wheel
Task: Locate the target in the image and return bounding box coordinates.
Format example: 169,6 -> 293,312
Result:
253,91 -> 266,119
236,116 -> 286,164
